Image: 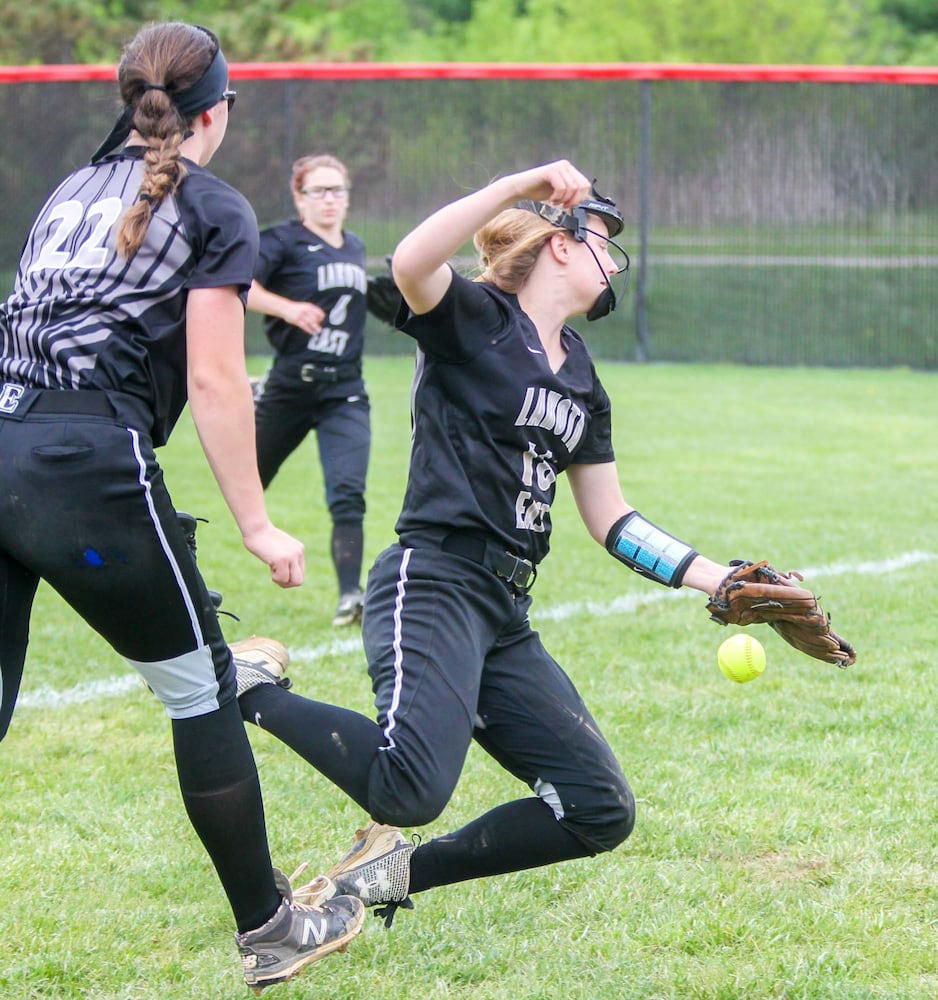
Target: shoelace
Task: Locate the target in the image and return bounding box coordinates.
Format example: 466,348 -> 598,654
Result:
288,865 -> 336,908
374,895 -> 415,928
285,858 -> 418,928
290,897 -> 330,916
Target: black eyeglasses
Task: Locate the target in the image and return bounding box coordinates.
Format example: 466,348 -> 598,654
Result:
301,185 -> 350,200
222,89 -> 237,110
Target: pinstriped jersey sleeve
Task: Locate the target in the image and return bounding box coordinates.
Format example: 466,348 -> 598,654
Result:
0,153 -> 261,444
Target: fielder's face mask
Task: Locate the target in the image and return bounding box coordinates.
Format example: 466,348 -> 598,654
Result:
91,26 -> 230,163
519,185 -> 630,321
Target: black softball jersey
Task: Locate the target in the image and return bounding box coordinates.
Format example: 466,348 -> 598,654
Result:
395,268 -> 616,566
253,219 -> 368,365
0,147 -> 258,446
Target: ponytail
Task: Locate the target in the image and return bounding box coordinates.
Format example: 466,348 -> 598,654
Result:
111,23 -> 219,259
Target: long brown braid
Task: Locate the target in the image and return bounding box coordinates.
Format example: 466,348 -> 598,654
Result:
115,23 -> 217,259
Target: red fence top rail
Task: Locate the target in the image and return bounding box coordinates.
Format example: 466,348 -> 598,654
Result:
2,61 -> 938,85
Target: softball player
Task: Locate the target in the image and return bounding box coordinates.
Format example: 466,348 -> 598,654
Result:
234,161 -> 738,926
248,155 -> 376,627
0,22 -> 361,990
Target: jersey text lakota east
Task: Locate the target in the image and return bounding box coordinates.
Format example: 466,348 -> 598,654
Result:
317,261 -> 367,295
513,385 -> 587,532
305,261 -> 368,357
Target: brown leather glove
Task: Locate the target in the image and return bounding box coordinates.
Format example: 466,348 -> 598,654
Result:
706,560 -> 856,667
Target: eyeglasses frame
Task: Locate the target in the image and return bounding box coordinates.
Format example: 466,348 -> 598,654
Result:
301,185 -> 350,200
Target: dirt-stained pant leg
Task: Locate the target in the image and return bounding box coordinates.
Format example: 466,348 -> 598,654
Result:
361,543 -> 634,854
472,622 -> 636,854
0,409 -> 234,715
0,402 -> 278,931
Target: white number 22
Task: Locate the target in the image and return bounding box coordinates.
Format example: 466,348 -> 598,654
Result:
28,197 -> 124,274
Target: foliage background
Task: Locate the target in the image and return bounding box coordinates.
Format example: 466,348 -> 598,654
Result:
3,68 -> 937,369
1,0 -> 938,66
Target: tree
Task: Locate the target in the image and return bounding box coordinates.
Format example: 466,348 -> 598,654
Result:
0,0 -> 935,66
393,0 -> 889,64
0,0 -> 411,64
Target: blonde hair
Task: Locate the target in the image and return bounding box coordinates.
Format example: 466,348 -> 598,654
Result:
291,154 -> 351,197
473,208 -> 558,293
115,23 -> 218,259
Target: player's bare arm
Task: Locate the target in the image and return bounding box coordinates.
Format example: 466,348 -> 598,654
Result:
566,460 -> 632,540
392,160 -> 593,315
186,285 -> 305,587
567,460 -> 726,594
247,278 -> 325,334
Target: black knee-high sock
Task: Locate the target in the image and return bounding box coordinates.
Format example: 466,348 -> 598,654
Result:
172,700 -> 280,933
239,685 -> 383,811
408,797 -> 593,893
331,521 -> 363,595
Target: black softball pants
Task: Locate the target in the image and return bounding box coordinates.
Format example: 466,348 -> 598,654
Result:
361,544 -> 635,854
253,365 -> 370,523
0,391 -> 280,932
240,540 -> 635,890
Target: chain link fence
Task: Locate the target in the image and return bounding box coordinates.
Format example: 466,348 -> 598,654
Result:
2,65 -> 937,366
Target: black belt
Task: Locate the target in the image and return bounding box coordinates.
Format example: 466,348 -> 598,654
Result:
299,362 -> 340,383
9,388 -> 115,416
441,533 -> 537,593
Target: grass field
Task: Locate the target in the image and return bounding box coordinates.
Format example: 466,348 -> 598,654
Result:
1,358 -> 936,999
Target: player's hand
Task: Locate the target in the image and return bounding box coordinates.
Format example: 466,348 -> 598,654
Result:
512,160 -> 592,211
283,300 -> 326,335
242,523 -> 306,588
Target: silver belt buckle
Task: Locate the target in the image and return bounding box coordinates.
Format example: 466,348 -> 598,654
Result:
498,552 -> 535,591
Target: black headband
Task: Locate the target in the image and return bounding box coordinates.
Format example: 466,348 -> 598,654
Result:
91,29 -> 229,163
172,43 -> 230,118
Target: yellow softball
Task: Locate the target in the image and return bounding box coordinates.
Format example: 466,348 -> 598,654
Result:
717,633 -> 766,683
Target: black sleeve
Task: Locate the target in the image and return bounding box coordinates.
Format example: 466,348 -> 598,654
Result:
397,269 -> 511,364
253,225 -> 288,287
177,171 -> 259,306
569,372 -> 616,464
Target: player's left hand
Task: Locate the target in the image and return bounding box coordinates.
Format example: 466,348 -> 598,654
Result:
243,523 -> 306,588
706,560 -> 856,667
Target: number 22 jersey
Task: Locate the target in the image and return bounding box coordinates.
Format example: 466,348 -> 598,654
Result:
0,147 -> 258,446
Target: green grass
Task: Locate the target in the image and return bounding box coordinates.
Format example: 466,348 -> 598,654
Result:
1,359 -> 937,999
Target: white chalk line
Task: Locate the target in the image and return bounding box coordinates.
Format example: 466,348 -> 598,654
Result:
17,673 -> 143,710
16,551 -> 936,711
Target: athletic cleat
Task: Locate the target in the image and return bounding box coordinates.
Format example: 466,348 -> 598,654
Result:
311,822 -> 415,907
284,867 -> 337,909
235,887 -> 365,994
332,590 -> 364,628
290,823 -> 417,928
230,636 -> 293,698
